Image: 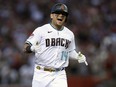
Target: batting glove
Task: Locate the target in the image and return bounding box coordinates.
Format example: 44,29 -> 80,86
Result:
77,52 -> 88,66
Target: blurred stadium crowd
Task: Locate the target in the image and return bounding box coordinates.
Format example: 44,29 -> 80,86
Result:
0,0 -> 116,87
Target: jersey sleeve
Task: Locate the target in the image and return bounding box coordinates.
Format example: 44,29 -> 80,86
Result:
68,33 -> 76,52
26,28 -> 41,46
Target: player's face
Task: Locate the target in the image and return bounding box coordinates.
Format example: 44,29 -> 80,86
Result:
50,12 -> 66,29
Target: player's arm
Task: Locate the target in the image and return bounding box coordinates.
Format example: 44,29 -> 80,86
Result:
23,42 -> 32,53
23,41 -> 38,53
69,50 -> 88,66
68,32 -> 88,65
23,28 -> 41,53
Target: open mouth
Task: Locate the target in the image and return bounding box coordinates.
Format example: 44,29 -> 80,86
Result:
57,18 -> 63,21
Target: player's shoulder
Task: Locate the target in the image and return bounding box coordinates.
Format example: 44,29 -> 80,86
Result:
34,24 -> 49,32
64,26 -> 74,35
40,24 -> 50,28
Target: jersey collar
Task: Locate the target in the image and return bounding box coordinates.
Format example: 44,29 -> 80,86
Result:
50,23 -> 64,31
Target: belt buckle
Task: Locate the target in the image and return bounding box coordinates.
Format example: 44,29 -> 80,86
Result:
44,68 -> 53,72
49,68 -> 53,72
49,68 -> 56,72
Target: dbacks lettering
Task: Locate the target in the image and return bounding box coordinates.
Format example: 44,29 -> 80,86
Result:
45,38 -> 71,49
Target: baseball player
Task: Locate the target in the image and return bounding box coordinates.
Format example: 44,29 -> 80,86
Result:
23,3 -> 88,87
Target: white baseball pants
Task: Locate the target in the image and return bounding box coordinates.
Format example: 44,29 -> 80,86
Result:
32,65 -> 68,87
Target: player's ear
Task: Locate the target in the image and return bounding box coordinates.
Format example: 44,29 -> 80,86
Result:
50,14 -> 53,19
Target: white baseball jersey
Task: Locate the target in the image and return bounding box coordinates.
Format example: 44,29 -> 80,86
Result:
26,23 -> 76,68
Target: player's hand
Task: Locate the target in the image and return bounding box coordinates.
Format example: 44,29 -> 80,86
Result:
77,52 -> 88,66
31,45 -> 39,52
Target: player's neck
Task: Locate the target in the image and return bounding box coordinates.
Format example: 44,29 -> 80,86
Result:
50,22 -> 63,30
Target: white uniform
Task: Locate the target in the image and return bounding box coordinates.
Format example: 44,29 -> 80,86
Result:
26,23 -> 76,87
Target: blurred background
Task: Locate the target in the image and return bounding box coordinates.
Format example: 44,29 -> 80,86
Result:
0,0 -> 116,87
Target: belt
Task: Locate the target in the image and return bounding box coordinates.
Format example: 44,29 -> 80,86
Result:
36,66 -> 64,72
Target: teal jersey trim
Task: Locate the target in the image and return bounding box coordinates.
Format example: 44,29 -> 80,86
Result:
50,23 -> 64,31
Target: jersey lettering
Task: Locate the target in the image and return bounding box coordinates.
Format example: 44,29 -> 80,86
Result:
51,38 -> 55,46
45,38 -> 71,49
56,38 -> 60,46
46,39 -> 50,47
61,38 -> 65,46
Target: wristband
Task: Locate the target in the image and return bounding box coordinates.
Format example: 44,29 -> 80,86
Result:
26,46 -> 32,53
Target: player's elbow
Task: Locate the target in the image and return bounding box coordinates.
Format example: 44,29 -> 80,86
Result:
23,43 -> 33,53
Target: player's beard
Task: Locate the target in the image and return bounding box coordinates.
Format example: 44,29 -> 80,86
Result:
56,19 -> 65,26
53,21 -> 65,30
55,18 -> 66,29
